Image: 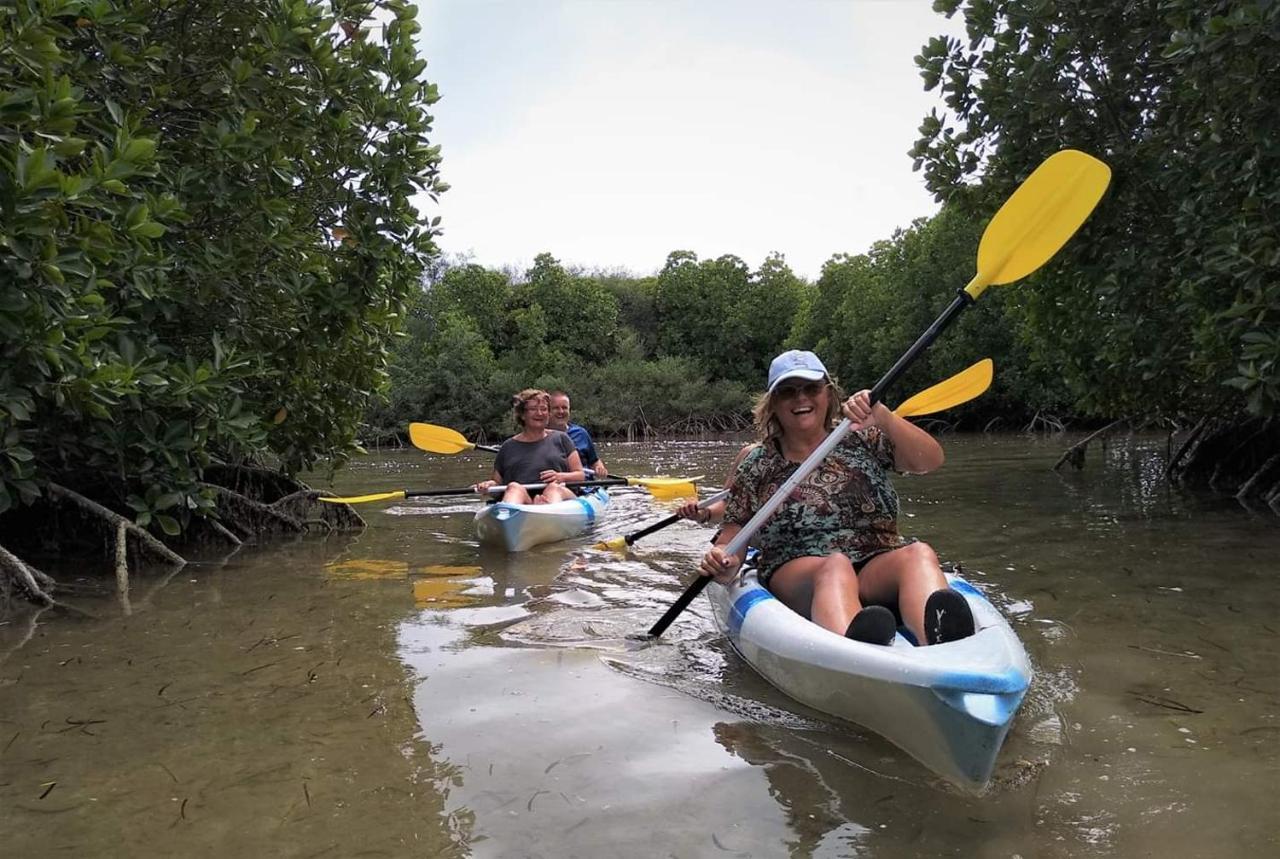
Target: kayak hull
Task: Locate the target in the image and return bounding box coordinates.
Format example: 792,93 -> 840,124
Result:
707,571 -> 1032,790
473,488 -> 609,552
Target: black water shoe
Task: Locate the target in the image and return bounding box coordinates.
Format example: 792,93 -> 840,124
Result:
924,588 -> 975,645
846,606 -> 897,646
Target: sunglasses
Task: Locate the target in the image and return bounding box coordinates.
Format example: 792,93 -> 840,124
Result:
774,380 -> 828,399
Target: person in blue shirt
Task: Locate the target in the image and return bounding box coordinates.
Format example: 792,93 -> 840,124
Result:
548,390 -> 608,478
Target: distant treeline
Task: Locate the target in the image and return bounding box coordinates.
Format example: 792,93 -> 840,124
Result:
367,205 -> 1072,444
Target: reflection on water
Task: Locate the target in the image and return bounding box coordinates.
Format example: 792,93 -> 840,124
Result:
2,437 -> 1278,857
325,555 -> 489,610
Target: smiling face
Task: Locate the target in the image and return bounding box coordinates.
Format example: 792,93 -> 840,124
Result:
548,394 -> 571,430
512,389 -> 553,431
770,378 -> 832,436
519,396 -> 551,430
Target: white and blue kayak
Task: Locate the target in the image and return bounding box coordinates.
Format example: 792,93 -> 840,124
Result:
707,570 -> 1032,790
474,488 -> 610,552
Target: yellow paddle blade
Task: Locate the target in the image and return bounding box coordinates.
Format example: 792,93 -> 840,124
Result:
645,483 -> 698,500
624,475 -> 702,500
894,359 -> 994,418
408,422 -> 475,454
318,489 -> 408,505
967,149 -> 1111,299
592,535 -> 629,551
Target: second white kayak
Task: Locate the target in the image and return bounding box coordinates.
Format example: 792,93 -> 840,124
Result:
474,488 -> 610,552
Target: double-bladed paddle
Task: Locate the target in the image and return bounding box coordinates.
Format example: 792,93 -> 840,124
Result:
645,148 -> 1111,639
595,359 -> 994,553
409,422 -> 500,454
318,474 -> 703,506
407,420 -> 683,495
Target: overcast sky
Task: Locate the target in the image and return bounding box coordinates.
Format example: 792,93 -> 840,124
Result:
414,1 -> 966,280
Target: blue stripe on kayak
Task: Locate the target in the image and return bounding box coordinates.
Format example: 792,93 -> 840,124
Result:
576,493 -> 597,524
932,667 -> 1030,696
728,588 -> 774,637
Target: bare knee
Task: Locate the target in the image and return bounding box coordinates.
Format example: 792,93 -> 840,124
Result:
897,541 -> 946,592
503,482 -> 533,504
897,541 -> 939,569
860,543 -> 943,605
536,485 -> 572,504
813,553 -> 857,588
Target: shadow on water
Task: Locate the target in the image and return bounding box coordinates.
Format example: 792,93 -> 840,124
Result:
2,439 -> 1278,857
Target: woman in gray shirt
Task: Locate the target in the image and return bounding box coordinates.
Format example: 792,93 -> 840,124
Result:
472,389 -> 586,504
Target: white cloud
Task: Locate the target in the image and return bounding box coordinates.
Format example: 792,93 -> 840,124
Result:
416,1 -> 966,279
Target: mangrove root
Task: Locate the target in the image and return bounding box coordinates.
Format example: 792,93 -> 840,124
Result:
47,483 -> 186,568
1165,416 -> 1211,480
199,483 -> 306,540
0,542 -> 56,606
1052,418 -> 1128,472
271,489 -> 365,532
1237,453 -> 1280,501
202,464 -> 306,505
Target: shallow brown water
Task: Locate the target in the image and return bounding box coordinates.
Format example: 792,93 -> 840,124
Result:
2,435 -> 1277,857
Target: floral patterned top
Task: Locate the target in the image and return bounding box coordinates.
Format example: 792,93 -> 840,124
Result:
723,427 -> 912,583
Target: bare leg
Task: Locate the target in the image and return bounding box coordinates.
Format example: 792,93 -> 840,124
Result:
768,553 -> 862,635
535,484 -> 577,504
501,482 -> 535,504
857,542 -> 947,645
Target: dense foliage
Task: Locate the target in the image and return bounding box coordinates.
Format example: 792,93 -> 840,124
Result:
653,251 -> 805,386
366,252 -> 772,441
0,0 -> 443,530
913,0 -> 1279,425
372,206 -> 1063,444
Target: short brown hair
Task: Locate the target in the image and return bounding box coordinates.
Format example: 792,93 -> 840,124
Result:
512,388 -> 550,429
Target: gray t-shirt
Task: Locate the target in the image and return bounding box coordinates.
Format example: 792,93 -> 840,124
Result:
492,431 -> 576,484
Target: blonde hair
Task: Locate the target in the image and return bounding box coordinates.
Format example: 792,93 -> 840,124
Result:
751,377 -> 844,441
512,388 -> 550,429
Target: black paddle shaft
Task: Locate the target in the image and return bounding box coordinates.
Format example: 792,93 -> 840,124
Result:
626,512 -> 681,547
626,490 -> 728,547
401,477 -> 627,499
868,290 -> 974,406
647,575 -> 711,637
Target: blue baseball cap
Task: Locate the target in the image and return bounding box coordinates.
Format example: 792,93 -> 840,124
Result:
767,350 -> 829,393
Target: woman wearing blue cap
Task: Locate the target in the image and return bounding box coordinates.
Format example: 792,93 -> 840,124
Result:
698,350 -> 973,646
